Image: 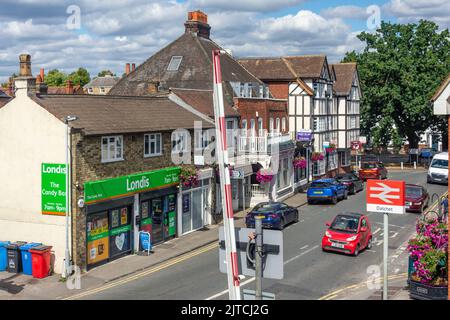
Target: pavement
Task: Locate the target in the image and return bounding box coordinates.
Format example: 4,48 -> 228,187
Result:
0,169 -> 442,300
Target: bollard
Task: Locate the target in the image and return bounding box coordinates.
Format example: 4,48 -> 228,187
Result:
414,161 -> 416,170
401,162 -> 403,170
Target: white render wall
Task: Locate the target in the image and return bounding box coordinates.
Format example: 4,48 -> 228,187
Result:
433,81 -> 450,115
0,87 -> 68,274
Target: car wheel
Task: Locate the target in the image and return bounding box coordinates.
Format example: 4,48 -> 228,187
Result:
278,218 -> 285,230
307,199 -> 313,205
350,185 -> 356,195
332,195 -> 338,205
344,190 -> 348,200
294,211 -> 299,223
366,237 -> 372,250
353,244 -> 360,256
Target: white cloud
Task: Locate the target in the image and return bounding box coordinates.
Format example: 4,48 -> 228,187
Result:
384,0 -> 450,28
189,0 -> 306,12
322,5 -> 369,20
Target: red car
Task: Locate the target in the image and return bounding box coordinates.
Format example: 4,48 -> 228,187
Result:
322,213 -> 372,256
359,162 -> 388,180
405,184 -> 429,213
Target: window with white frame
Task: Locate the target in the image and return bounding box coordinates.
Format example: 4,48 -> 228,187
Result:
313,159 -> 326,176
269,118 -> 274,133
144,133 -> 162,157
250,119 -> 256,136
282,117 -> 286,132
101,135 -> 123,162
340,151 -> 350,167
194,130 -> 209,151
167,56 -> 183,71
88,87 -> 93,93
328,153 -> 338,170
276,118 -> 280,133
172,131 -> 188,153
258,118 -> 263,136
241,119 -> 247,136
100,87 -> 106,93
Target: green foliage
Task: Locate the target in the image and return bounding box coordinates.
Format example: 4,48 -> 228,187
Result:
45,69 -> 67,87
68,67 -> 90,87
98,70 -> 115,77
342,20 -> 450,148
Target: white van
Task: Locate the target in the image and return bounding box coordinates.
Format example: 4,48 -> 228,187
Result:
427,152 -> 448,184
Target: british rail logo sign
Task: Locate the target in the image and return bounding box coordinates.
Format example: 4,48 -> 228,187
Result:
366,180 -> 405,214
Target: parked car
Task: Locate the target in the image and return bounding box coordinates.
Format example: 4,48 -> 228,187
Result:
419,148 -> 437,159
322,212 -> 372,256
307,178 -> 348,205
245,202 -> 299,230
427,152 -> 448,184
335,172 -> 364,195
358,162 -> 388,180
405,184 -> 429,213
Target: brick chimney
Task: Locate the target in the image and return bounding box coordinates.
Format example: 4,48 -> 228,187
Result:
15,54 -> 36,97
185,10 -> 210,39
132,63 -> 136,72
7,77 -> 14,97
65,79 -> 74,94
148,81 -> 160,94
40,68 -> 45,82
125,63 -> 130,75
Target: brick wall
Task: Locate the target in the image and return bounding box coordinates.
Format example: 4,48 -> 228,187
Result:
70,130 -> 196,269
267,82 -> 289,100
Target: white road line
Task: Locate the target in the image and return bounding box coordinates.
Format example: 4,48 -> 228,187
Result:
205,244 -> 319,300
373,222 -> 405,229
375,240 -> 384,246
300,245 -> 309,250
373,228 -> 381,235
390,232 -> 399,239
366,249 -> 377,253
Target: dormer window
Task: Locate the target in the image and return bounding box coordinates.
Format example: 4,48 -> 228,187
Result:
167,56 -> 183,71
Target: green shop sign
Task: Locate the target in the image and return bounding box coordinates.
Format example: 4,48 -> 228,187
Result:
41,163 -> 67,216
84,167 -> 180,205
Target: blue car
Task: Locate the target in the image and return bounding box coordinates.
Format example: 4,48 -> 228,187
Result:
245,202 -> 299,230
307,178 -> 348,205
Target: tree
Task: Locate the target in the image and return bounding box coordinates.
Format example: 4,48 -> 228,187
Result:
98,70 -> 114,77
343,20 -> 450,148
45,69 -> 67,87
68,67 -> 91,87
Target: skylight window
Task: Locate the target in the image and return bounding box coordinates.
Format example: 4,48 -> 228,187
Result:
167,56 -> 183,71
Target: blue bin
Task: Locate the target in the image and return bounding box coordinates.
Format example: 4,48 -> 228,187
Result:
0,241 -> 10,271
19,243 -> 41,275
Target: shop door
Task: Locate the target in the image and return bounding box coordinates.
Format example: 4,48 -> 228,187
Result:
166,194 -> 177,238
151,198 -> 164,244
192,189 -> 203,230
109,206 -> 132,259
182,193 -> 192,234
87,211 -> 109,267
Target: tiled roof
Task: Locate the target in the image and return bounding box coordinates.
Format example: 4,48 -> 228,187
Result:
283,55 -> 327,79
237,58 -> 295,80
109,32 -> 262,98
47,85 -> 84,95
30,94 -> 213,135
331,63 -> 357,96
431,74 -> 450,102
85,76 -> 120,88
171,88 -> 239,118
0,97 -> 11,108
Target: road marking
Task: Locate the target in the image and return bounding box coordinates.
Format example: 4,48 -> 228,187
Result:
63,242 -> 219,300
284,245 -> 319,264
300,245 -> 309,250
390,232 -> 398,239
373,228 -> 381,235
375,240 -> 383,246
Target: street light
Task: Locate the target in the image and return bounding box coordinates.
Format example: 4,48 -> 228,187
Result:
64,115 -> 78,279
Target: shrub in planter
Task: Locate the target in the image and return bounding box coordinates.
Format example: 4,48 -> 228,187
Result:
311,152 -> 324,162
293,157 -> 307,169
256,169 -> 274,184
179,165 -> 199,188
407,217 -> 448,299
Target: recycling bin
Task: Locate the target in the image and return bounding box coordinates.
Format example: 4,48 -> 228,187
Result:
29,245 -> 52,279
19,243 -> 42,275
6,241 -> 27,273
0,241 -> 10,271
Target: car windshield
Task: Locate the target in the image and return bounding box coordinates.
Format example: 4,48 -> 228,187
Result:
406,187 -> 422,197
362,163 -> 377,169
431,159 -> 448,169
253,203 -> 279,212
336,174 -> 355,181
330,215 -> 359,233
311,182 -> 332,188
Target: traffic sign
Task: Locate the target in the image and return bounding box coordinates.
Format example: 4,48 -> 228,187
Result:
351,141 -> 361,150
231,169 -> 244,179
366,180 -> 405,214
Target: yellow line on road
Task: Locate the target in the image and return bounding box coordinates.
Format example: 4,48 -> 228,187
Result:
63,242 -> 218,300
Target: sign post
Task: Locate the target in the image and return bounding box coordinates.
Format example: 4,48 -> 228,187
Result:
366,180 -> 405,300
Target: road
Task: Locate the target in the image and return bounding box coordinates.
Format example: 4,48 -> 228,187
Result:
68,170 -> 447,300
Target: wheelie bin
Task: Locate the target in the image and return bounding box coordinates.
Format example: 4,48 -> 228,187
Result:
29,245 -> 53,279
0,241 -> 10,271
19,243 -> 42,275
6,241 -> 27,273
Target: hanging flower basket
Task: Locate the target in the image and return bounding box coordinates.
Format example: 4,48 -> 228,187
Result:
311,152 -> 324,162
325,143 -> 336,153
407,217 -> 448,299
256,169 -> 274,184
293,157 -> 307,169
179,165 -> 199,188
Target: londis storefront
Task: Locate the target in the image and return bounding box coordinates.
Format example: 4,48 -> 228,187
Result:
83,167 -> 180,269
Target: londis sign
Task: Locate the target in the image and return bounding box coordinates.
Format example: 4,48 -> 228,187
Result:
84,167 -> 180,205
41,163 -> 67,216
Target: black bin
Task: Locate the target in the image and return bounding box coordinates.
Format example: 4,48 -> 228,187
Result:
7,241 -> 27,273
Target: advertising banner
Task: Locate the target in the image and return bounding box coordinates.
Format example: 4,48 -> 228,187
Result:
41,163 -> 67,216
296,130 -> 312,142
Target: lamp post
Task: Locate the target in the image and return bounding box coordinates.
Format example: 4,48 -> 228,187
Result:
64,115 -> 78,279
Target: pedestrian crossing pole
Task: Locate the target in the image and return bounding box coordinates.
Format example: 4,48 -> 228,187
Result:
212,49 -> 241,300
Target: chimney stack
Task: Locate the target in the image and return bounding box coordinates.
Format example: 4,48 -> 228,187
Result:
125,63 -> 131,75
185,10 -> 210,39
15,54 -> 36,97
40,68 -> 45,82
65,79 -> 73,94
19,54 -> 32,77
132,63 -> 136,72
148,81 -> 160,94
7,77 -> 14,97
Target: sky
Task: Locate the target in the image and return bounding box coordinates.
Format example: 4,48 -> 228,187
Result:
0,0 -> 449,83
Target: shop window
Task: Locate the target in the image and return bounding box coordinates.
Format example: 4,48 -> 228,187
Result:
282,117 -> 286,132
341,151 -> 350,167
313,159 -> 326,176
329,153 -> 338,170
144,133 -> 162,157
101,135 -> 123,163
194,130 -> 209,151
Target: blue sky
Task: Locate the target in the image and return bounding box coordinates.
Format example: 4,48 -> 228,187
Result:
0,0 -> 449,83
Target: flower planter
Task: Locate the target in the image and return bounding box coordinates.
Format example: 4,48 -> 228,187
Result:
409,279 -> 448,300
